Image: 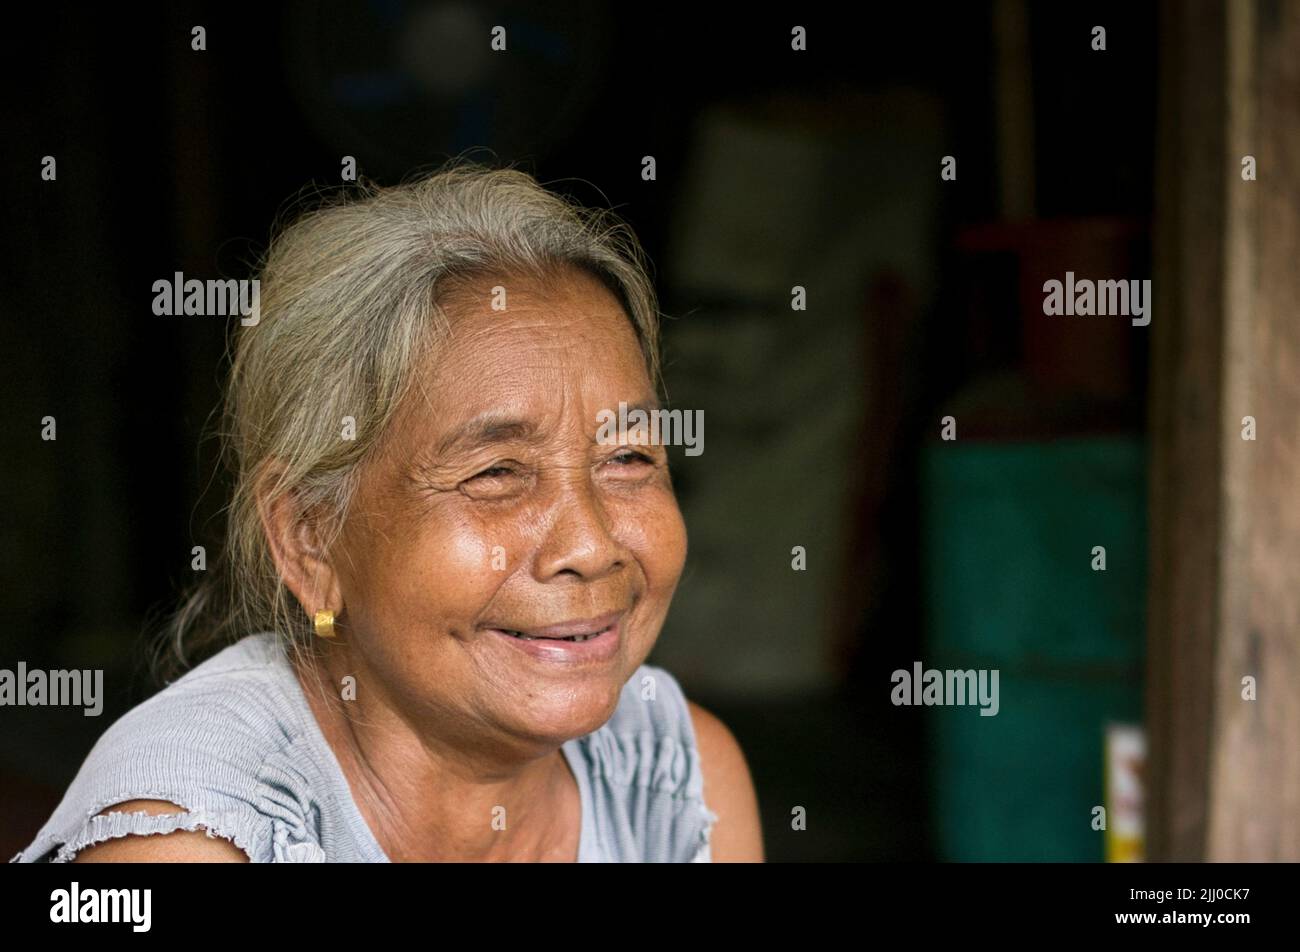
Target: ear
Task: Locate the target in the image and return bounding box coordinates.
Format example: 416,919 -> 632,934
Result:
256,471 -> 344,620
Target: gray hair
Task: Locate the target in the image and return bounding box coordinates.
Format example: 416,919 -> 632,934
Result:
151,159 -> 663,685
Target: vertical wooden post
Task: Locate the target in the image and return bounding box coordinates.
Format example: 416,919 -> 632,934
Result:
1207,0 -> 1300,861
1148,0 -> 1300,861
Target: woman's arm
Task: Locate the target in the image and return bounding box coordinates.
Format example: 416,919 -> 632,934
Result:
69,800 -> 251,862
687,701 -> 765,862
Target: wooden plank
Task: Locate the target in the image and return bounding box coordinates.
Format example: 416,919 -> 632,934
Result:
1145,0 -> 1227,862
1206,0 -> 1300,861
1149,0 -> 1300,861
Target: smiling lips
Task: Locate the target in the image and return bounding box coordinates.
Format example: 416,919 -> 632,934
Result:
485,610 -> 625,642
481,610 -> 626,664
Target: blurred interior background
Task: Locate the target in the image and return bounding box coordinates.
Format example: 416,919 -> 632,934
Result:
2,1 -> 1296,862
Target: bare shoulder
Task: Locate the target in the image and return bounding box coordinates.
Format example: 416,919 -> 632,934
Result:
686,700 -> 764,862
70,800 -> 251,863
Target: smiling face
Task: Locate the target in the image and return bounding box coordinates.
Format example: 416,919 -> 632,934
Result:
324,266 -> 687,749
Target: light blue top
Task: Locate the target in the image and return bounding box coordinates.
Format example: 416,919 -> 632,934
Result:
11,632 -> 719,863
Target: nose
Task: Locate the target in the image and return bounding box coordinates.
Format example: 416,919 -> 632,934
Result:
532,473 -> 628,582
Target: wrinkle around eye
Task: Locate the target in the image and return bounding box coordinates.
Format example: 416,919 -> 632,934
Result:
402,457 -> 466,495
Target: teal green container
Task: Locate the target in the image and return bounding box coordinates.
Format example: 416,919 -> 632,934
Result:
921,438 -> 1146,861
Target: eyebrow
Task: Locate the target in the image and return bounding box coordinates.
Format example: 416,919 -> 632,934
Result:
616,398 -> 664,420
433,413 -> 542,458
432,397 -> 664,458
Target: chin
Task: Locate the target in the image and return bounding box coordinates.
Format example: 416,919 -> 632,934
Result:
512,679 -> 625,743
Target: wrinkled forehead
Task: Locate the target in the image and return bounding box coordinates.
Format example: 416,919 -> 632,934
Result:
437,268 -> 642,375
385,269 -> 653,449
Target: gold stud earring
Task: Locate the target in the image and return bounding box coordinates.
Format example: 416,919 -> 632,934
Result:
313,609 -> 337,639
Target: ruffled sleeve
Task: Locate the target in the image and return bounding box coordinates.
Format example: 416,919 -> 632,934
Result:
271,819 -> 327,862
10,670 -> 321,864
36,804 -> 272,863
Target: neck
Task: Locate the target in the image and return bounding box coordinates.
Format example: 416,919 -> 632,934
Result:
291,640 -> 580,862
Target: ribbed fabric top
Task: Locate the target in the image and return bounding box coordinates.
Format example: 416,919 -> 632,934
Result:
11,632 -> 718,863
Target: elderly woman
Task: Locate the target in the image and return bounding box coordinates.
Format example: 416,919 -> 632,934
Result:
13,163 -> 762,863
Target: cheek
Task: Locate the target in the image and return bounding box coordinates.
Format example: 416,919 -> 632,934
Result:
621,488 -> 687,591
368,514 -> 509,625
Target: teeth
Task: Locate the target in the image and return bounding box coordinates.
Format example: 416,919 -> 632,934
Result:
503,627 -> 607,643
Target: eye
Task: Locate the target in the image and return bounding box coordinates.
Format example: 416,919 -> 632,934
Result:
608,450 -> 654,467
462,462 -> 526,487
458,461 -> 530,500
